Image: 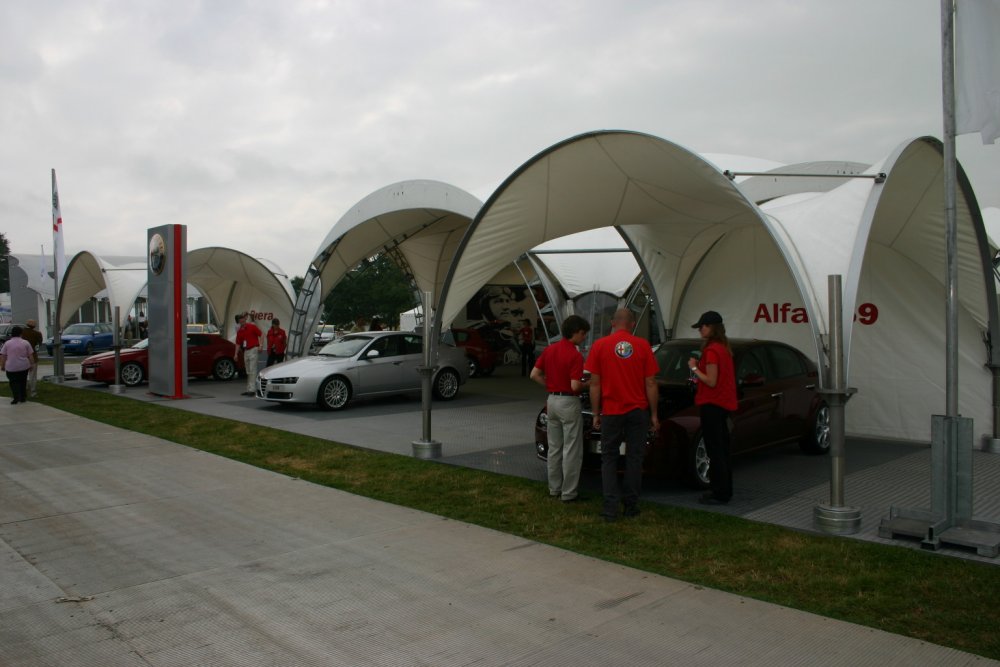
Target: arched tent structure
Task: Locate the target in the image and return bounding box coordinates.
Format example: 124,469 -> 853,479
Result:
287,180 -> 482,357
526,227 -> 643,343
58,253 -> 147,328
186,248 -> 295,339
439,130 -> 997,444
530,228 -> 640,300
56,249 -> 295,340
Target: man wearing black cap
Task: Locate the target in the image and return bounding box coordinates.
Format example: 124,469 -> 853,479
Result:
688,310 -> 738,504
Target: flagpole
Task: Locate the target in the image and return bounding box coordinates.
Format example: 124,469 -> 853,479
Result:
51,168 -> 64,381
942,0 -> 959,417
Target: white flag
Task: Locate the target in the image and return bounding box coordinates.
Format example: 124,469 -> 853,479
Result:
51,169 -> 67,285
956,0 -> 1000,143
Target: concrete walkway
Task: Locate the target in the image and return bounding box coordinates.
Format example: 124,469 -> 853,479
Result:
1,398 -> 995,666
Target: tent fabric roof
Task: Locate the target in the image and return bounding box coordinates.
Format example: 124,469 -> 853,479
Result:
439,131 -> 780,340
307,180 -> 482,309
56,248 -> 295,338
530,228 -> 640,298
58,253 -> 146,328
288,180 -> 481,356
186,248 -> 296,339
436,130 -> 996,443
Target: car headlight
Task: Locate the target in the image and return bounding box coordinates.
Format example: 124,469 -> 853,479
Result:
267,377 -> 299,384
537,411 -> 548,429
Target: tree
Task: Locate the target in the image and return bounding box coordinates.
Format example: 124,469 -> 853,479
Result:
0,231 -> 10,294
290,275 -> 304,298
322,254 -> 417,328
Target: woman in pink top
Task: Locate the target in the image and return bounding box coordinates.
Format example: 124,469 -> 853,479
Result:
1,325 -> 37,404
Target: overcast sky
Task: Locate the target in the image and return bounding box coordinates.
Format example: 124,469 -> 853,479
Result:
2,0 -> 997,279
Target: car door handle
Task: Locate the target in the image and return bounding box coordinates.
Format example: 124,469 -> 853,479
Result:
805,384 -> 816,390
770,392 -> 783,399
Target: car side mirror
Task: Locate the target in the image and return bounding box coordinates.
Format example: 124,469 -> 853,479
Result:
739,373 -> 765,387
365,349 -> 381,359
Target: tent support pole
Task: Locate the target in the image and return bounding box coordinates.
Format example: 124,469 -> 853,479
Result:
813,275 -> 859,535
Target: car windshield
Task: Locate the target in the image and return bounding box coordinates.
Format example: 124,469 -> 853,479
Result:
63,324 -> 95,335
655,341 -> 703,382
318,336 -> 370,357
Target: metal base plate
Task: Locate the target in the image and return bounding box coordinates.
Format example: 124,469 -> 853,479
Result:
813,504 -> 862,535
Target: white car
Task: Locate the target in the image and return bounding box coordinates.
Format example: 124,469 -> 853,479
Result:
256,331 -> 468,410
310,324 -> 339,353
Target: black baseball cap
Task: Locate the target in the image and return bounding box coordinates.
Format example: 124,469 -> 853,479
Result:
691,311 -> 724,328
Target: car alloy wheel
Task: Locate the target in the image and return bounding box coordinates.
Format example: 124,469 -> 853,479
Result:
800,402 -> 831,454
433,368 -> 460,400
689,434 -> 711,489
319,376 -> 352,410
213,358 -> 237,381
120,362 -> 144,387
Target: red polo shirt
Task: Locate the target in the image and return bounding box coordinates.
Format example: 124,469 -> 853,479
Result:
585,329 -> 659,415
236,321 -> 263,349
267,327 -> 287,354
694,340 -> 738,411
534,337 -> 584,393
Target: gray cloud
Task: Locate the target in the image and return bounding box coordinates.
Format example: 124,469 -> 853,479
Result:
1,0 -> 996,279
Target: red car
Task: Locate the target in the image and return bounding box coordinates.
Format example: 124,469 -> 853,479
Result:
80,334 -> 242,387
534,338 -> 829,488
442,327 -> 500,377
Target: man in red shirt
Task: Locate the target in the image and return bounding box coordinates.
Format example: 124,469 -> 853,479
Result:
586,308 -> 659,522
235,312 -> 263,396
530,315 -> 591,502
266,319 -> 288,367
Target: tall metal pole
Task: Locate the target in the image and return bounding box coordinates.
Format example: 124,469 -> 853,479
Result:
110,306 -> 125,394
814,275 -> 860,535
942,0 -> 959,417
412,291 -> 441,459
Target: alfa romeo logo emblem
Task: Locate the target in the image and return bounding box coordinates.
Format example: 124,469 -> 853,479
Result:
614,341 -> 634,359
148,233 -> 167,275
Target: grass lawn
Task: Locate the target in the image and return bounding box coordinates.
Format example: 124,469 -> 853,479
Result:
5,381 -> 1000,660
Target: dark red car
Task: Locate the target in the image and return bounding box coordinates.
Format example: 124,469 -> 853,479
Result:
442,327 -> 500,377
535,338 -> 829,487
80,334 -> 243,387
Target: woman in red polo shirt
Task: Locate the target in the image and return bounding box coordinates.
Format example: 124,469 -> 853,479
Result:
687,310 -> 738,505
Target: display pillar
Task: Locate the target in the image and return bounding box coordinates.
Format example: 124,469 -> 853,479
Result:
147,225 -> 188,398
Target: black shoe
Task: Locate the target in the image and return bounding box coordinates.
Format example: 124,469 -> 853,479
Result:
241,391 -> 254,396
11,399 -> 18,404
623,505 -> 641,518
561,496 -> 579,503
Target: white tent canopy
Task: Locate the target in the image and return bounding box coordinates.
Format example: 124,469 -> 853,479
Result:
56,248 -> 295,339
287,180 -> 482,357
530,228 -> 639,299
438,130 -> 997,443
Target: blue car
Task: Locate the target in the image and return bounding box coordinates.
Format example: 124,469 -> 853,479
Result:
47,322 -> 116,356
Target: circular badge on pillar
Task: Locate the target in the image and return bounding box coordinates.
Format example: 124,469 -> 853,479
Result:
148,233 -> 167,275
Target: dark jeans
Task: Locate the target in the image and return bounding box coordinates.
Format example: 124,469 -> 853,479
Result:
700,403 -> 732,500
6,369 -> 28,403
267,352 -> 285,367
520,344 -> 535,376
600,409 -> 649,518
